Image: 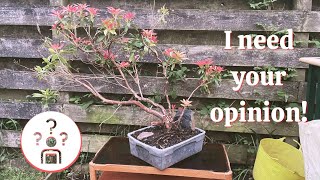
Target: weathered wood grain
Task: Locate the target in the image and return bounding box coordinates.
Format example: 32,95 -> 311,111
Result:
0,0 -> 312,168
0,7 -> 320,32
49,0 -> 68,7
86,0 -> 254,10
294,0 -> 312,10
0,89 -> 33,101
0,7 -> 54,26
62,104 -> 300,137
0,38 -> 45,58
0,70 -> 303,102
0,129 -> 250,164
298,81 -> 307,102
0,129 -> 20,148
77,123 -> 236,143
293,0 -> 312,48
291,69 -> 306,82
77,0 -> 292,11
0,102 -> 300,136
0,101 -> 62,119
0,26 -> 51,39
0,0 -> 48,7
0,129 -> 110,153
162,45 -> 311,68
1,38 -> 318,68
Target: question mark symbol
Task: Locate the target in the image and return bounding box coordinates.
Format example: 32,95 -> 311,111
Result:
46,119 -> 57,135
60,132 -> 68,146
33,132 -> 42,145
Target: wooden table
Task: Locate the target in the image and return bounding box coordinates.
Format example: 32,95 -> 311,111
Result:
89,137 -> 232,180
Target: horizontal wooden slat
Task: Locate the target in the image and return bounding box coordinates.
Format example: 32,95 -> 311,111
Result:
0,101 -> 299,136
0,26 -> 51,39
85,0 -> 291,11
0,129 -> 110,153
0,70 -> 304,102
0,0 -> 49,7
164,45 -> 312,68
1,38 -> 319,68
0,7 -> 54,26
0,7 -> 320,32
87,0 -> 247,11
0,38 -> 44,58
0,129 -> 249,164
0,101 -> 62,119
63,104 -> 300,137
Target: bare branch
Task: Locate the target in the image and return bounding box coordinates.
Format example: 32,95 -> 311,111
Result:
74,78 -> 165,119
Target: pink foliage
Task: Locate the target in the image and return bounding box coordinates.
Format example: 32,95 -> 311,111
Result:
107,7 -> 124,16
124,12 -> 135,21
195,58 -> 213,67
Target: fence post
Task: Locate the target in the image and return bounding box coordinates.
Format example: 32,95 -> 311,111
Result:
293,0 -> 312,48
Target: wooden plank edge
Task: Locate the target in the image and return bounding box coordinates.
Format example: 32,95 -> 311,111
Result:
0,7 -> 319,32
0,101 -> 299,136
0,38 -> 316,68
0,70 -> 304,102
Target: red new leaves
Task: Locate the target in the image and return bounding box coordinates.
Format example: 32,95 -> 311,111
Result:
196,58 -> 224,74
195,58 -> 213,67
142,29 -> 158,44
107,7 -> 124,16
119,62 -> 130,68
102,50 -> 116,60
51,44 -> 64,51
87,7 -> 98,16
45,4 -> 227,130
163,48 -> 187,61
123,12 -> 135,21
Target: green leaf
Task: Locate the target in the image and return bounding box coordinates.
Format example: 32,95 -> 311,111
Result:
48,48 -> 55,54
81,100 -> 94,109
70,96 -> 81,104
169,89 -> 177,99
96,35 -> 105,42
32,93 -> 45,98
129,53 -> 135,62
143,46 -> 149,53
42,58 -> 49,63
133,41 -> 143,48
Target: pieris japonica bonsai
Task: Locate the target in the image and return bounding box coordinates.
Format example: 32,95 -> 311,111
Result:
36,4 -> 224,133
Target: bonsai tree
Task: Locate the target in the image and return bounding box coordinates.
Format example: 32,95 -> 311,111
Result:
37,4 -> 224,132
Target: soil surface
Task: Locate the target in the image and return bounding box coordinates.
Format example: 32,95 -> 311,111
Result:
132,126 -> 201,149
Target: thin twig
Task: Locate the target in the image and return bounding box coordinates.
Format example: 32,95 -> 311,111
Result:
99,104 -> 122,133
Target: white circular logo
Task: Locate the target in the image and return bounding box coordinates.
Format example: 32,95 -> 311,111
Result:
21,111 -> 82,172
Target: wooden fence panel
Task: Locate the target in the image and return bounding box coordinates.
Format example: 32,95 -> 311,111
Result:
0,7 -> 320,32
0,70 -> 306,102
1,38 -> 319,68
0,102 -> 300,136
0,0 -> 318,166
